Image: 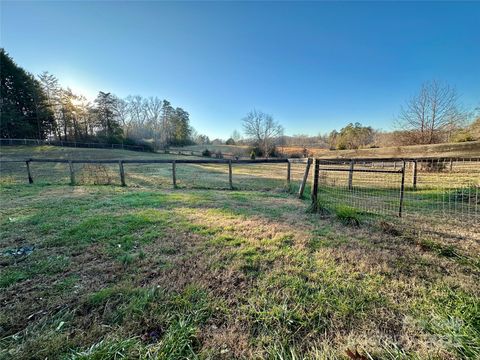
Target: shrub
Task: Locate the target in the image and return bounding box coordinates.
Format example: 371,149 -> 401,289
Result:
249,146 -> 263,158
418,161 -> 446,172
225,138 -> 236,145
288,152 -> 304,159
250,151 -> 256,160
202,149 -> 211,157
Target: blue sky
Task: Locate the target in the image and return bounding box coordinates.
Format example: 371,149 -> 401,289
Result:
1,1 -> 479,139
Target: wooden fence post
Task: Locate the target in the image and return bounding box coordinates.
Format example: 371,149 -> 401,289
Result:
286,160 -> 291,185
68,161 -> 75,185
398,161 -> 406,217
228,160 -> 233,190
311,159 -> 320,212
412,160 -> 417,190
449,159 -> 453,172
119,161 -> 126,186
298,158 -> 312,198
25,160 -> 33,184
348,160 -> 355,190
172,161 -> 177,188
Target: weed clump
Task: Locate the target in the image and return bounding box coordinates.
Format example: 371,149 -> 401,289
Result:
378,220 -> 402,236
335,206 -> 360,226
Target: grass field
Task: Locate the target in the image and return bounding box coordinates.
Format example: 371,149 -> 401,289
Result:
1,146 -> 479,359
171,141 -> 480,160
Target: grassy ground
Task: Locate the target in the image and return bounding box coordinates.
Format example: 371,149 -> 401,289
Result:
169,144 -> 250,157
171,141 -> 480,159
1,146 -> 479,359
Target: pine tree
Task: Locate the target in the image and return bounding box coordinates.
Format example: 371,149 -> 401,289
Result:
0,49 -> 54,139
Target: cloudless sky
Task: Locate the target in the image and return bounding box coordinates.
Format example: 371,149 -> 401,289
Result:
1,1 -> 479,139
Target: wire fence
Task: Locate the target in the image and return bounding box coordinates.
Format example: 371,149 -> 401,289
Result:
0,158 -> 296,191
0,155 -> 478,238
0,138 -> 149,152
307,157 -> 479,240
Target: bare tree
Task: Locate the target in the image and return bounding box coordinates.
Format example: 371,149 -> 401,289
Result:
242,109 -> 284,157
396,81 -> 466,144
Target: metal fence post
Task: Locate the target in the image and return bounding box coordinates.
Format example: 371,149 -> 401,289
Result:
398,161 -> 406,217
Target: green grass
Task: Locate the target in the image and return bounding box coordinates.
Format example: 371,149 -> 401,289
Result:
0,145 -> 479,359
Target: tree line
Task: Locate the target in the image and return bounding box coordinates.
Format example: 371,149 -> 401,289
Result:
2,49 -> 478,154
0,49 -> 200,149
234,80 -> 479,153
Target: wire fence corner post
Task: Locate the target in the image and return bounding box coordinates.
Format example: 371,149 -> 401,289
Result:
398,160 -> 406,217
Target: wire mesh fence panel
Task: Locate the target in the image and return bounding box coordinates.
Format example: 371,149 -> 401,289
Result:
28,162 -> 71,185
122,163 -> 172,188
400,159 -> 480,239
0,161 -> 28,185
175,163 -> 231,189
316,161 -> 404,217
231,163 -> 289,191
73,163 -> 121,186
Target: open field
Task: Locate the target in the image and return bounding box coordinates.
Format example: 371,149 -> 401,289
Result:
283,141 -> 480,159
1,146 -> 479,359
171,141 -> 480,160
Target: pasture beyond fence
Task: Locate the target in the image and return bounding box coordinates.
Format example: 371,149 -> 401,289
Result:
0,155 -> 479,236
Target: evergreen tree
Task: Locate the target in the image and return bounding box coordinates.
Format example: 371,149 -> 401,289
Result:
171,107 -> 191,145
94,91 -> 123,139
0,49 -> 54,139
